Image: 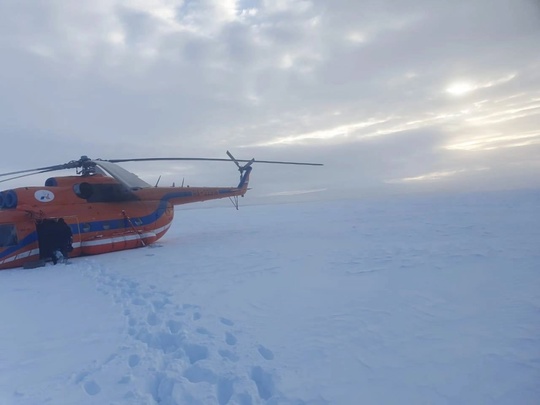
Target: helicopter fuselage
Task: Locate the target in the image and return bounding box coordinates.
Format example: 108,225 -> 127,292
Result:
0,169 -> 251,270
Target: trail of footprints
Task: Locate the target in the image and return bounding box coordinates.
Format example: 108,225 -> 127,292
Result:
75,262 -> 286,405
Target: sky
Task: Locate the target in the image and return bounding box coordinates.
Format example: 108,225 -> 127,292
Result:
1,0 -> 539,201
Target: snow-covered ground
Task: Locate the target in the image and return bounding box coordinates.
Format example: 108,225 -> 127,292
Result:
1,190 -> 539,405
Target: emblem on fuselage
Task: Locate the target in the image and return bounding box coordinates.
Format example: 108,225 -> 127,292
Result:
34,190 -> 55,202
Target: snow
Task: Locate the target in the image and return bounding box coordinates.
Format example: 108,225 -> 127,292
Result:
1,190 -> 539,404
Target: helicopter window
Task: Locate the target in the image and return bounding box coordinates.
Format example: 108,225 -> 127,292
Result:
0,224 -> 18,247
74,183 -> 138,202
82,223 -> 91,232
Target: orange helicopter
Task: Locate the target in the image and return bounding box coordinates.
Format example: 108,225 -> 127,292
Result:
0,152 -> 322,270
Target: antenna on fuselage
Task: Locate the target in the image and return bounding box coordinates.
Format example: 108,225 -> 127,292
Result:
155,175 -> 161,187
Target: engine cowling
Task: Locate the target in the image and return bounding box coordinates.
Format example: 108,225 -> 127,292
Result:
0,190 -> 18,209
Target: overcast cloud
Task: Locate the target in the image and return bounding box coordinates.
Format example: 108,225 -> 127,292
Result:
1,0 -> 539,201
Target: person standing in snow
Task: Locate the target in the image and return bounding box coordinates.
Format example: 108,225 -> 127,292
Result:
44,218 -> 73,265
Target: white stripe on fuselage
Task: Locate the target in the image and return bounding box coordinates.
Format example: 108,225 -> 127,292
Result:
80,223 -> 171,247
0,223 -> 172,265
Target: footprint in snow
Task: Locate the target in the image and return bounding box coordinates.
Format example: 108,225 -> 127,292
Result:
79,265 -> 289,404
217,378 -> 234,405
166,319 -> 183,334
146,312 -> 160,326
251,366 -> 276,401
83,380 -> 101,396
196,327 -> 212,336
128,354 -> 140,368
218,349 -> 239,362
220,317 -> 234,326
225,331 -> 237,346
257,345 -> 274,360
184,343 -> 209,364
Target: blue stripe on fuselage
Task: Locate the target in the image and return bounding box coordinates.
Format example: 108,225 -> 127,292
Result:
0,232 -> 39,260
0,191 -> 199,260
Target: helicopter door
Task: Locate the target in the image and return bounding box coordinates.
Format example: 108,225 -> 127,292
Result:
63,216 -> 81,254
36,217 -> 79,260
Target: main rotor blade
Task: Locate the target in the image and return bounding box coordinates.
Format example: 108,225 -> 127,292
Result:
107,157 -> 323,166
0,168 -> 61,184
0,154 -> 322,185
0,164 -> 70,178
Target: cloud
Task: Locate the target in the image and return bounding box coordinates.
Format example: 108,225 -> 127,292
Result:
0,0 -> 539,198
446,73 -> 517,96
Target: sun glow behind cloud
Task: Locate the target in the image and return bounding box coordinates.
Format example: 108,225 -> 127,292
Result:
446,131 -> 540,151
394,170 -> 467,182
250,118 -> 392,146
446,82 -> 476,96
346,31 -> 368,44
247,70 -> 538,169
446,74 -> 517,97
386,167 -> 489,184
465,102 -> 540,125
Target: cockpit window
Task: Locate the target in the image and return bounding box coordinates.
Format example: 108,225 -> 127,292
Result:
0,224 -> 18,247
73,182 -> 138,202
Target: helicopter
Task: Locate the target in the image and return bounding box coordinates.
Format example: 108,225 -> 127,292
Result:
0,152 -> 322,270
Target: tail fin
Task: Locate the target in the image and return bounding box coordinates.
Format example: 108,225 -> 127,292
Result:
228,151 -> 253,194
237,166 -> 252,193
